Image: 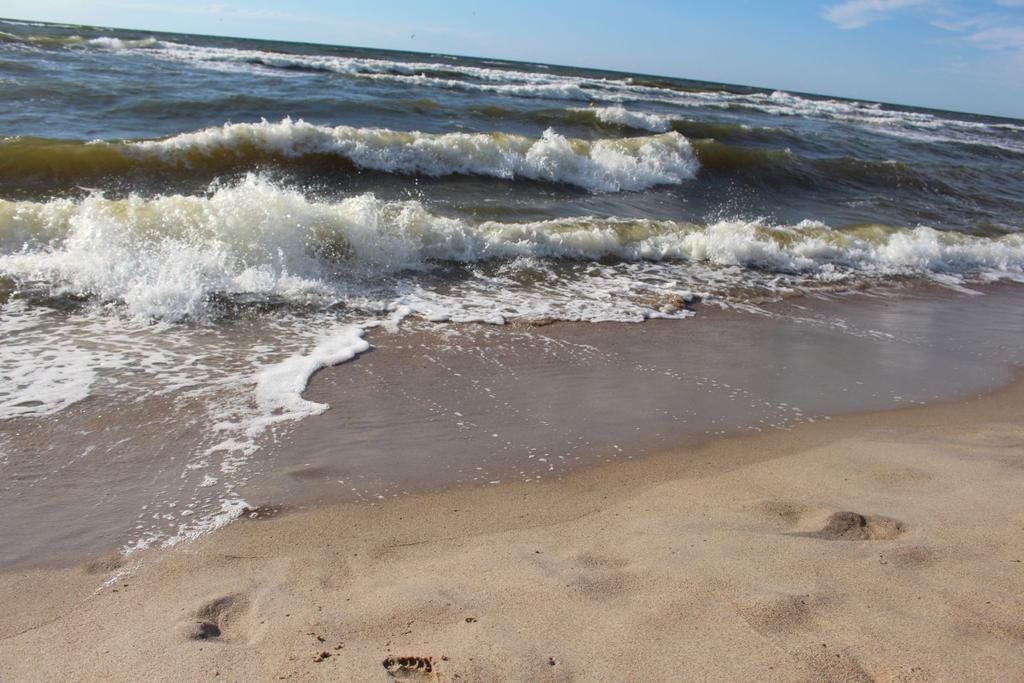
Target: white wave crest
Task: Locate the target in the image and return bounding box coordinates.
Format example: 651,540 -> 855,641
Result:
2,176 -> 1023,324
87,36 -> 157,50
580,106 -> 673,132
125,118 -> 699,192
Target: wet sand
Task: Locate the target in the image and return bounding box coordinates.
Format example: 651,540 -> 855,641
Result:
2,366 -> 1024,680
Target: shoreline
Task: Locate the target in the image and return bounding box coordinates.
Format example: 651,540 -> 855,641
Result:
4,282 -> 1024,572
232,282 -> 1024,529
3,367 -> 1023,679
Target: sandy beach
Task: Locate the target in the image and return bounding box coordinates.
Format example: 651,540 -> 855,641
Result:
3,366 -> 1023,681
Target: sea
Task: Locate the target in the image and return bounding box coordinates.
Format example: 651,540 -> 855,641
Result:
2,18 -> 1024,568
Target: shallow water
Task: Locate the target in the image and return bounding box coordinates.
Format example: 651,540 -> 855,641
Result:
4,285 -> 1024,569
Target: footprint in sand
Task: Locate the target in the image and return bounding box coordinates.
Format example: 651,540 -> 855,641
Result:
739,592 -> 824,635
804,511 -> 904,541
180,593 -> 250,641
382,655 -> 435,680
239,503 -> 289,521
749,499 -> 812,527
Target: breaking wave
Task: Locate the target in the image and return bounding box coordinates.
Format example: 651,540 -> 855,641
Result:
2,175 -> 1022,323
0,119 -> 699,193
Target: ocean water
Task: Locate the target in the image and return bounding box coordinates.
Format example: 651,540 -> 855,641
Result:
2,18 -> 1024,565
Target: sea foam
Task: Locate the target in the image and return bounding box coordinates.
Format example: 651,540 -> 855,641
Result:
0,305 -> 102,419
2,176 -> 1023,325
252,326 -> 370,430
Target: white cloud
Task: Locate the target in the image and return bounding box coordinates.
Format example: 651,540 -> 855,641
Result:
825,0 -> 1024,56
823,0 -> 931,30
931,15 -> 986,32
969,26 -> 1024,50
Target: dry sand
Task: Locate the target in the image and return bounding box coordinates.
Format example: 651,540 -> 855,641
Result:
2,373 -> 1024,681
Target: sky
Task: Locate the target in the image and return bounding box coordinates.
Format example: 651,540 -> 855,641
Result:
1,0 -> 1023,117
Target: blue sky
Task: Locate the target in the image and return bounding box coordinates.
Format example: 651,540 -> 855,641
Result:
3,0 -> 1023,117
